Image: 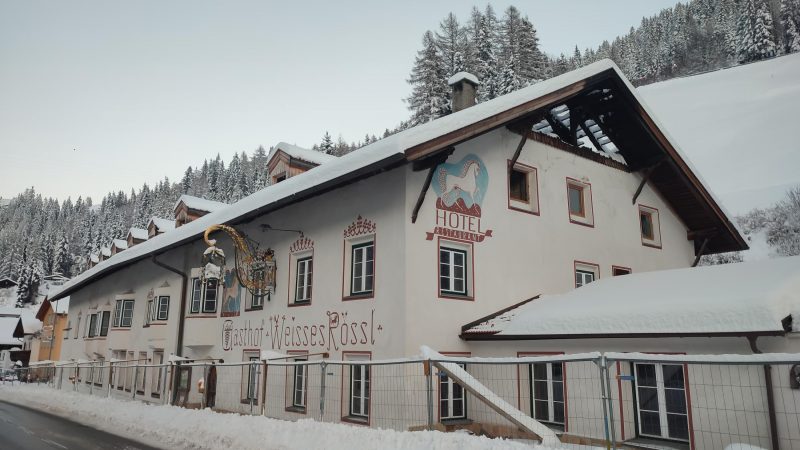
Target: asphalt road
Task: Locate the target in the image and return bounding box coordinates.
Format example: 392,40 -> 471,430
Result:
0,400 -> 160,450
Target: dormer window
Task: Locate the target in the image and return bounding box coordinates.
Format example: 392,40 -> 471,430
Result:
274,173 -> 287,184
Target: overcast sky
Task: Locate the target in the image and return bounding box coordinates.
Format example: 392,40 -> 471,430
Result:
0,0 -> 681,201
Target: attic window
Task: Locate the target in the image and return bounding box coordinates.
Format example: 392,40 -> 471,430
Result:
567,178 -> 593,226
510,170 -> 528,202
508,162 -> 539,215
638,205 -> 662,249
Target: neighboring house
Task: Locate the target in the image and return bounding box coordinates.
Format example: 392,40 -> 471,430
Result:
173,195 -> 227,228
147,217 -> 175,238
0,315 -> 24,352
110,239 -> 128,256
30,297 -> 70,362
0,277 -> 18,290
266,142 -> 338,184
49,60 -> 773,446
0,307 -> 41,367
99,246 -> 111,262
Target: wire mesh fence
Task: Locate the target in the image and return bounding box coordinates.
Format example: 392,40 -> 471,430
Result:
5,352 -> 800,449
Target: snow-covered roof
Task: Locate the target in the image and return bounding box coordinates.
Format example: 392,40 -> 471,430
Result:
148,217 -> 175,232
0,316 -> 23,345
0,277 -> 17,286
100,247 -> 111,257
0,307 -> 42,335
463,256 -> 800,338
111,239 -> 128,250
448,71 -> 480,86
173,195 -> 227,213
89,253 -> 99,263
268,142 -> 337,166
48,59 -> 741,302
35,297 -> 70,321
128,227 -> 148,241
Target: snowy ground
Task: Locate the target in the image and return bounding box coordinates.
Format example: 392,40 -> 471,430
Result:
0,383 -> 541,450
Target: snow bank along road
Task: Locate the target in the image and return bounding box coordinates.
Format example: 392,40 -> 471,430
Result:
0,400 -> 158,450
0,384 -> 539,450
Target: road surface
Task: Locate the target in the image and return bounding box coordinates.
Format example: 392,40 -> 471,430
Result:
0,400 -> 160,450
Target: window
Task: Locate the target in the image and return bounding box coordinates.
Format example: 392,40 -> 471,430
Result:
99,311 -> 110,336
64,320 -> 71,340
530,363 -> 565,426
151,351 -> 164,398
291,359 -> 307,409
189,276 -> 219,314
74,314 -> 81,339
294,257 -> 313,303
574,262 -> 599,288
137,351 -> 147,394
125,351 -> 134,391
87,314 -> 97,338
350,363 -> 370,419
566,178 -> 594,226
440,363 -> 467,421
634,363 -> 689,442
115,300 -> 134,327
190,278 -> 202,313
439,247 -> 467,296
508,162 -> 539,214
203,279 -> 218,313
638,205 -> 662,248
612,266 -> 631,277
242,353 -> 259,403
146,299 -> 154,325
157,296 -> 169,321
350,242 -> 374,296
250,268 -> 265,310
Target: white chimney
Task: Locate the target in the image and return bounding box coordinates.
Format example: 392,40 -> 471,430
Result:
448,72 -> 480,113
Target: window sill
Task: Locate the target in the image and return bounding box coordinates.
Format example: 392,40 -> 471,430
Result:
440,418 -> 472,426
284,405 -> 306,414
508,204 -> 540,215
109,328 -> 131,331
569,217 -> 594,228
244,306 -> 264,312
151,393 -> 161,399
439,293 -> 474,301
341,415 -> 369,425
343,293 -> 373,301
641,240 -> 662,250
185,315 -> 217,319
289,300 -> 311,307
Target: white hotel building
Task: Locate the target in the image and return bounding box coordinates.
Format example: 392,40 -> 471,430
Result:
49,60 -> 800,449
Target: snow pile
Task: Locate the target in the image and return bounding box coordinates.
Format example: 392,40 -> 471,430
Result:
0,384 -> 539,450
639,53 -> 800,214
465,256 -> 800,336
269,142 -> 338,166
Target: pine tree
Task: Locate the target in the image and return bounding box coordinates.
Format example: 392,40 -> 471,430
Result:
498,57 -> 521,94
181,167 -> 193,194
435,12 -> 469,78
407,30 -> 449,125
227,153 -> 244,201
737,0 -> 777,62
781,0 -> 800,52
319,132 -> 334,155
54,233 -> 71,277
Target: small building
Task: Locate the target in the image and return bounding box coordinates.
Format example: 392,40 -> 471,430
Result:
99,246 -> 111,262
173,195 -> 227,228
147,217 -> 175,238
126,228 -> 149,248
0,277 -> 18,289
267,142 -> 337,184
88,253 -> 99,269
30,297 -> 70,363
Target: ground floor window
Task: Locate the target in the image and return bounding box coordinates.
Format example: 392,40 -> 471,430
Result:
242,354 -> 260,403
350,363 -> 370,418
151,351 -> 164,398
292,360 -> 307,409
439,363 -> 467,421
634,363 -> 689,442
530,363 -> 565,426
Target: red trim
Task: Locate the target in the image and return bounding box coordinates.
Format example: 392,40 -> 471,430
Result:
611,265 -> 632,277
437,351 -> 471,423
341,351 -> 372,426
507,160 -> 540,216
566,177 -> 595,228
517,351 -> 568,432
284,350 -> 309,414
573,260 -> 600,288
638,204 -> 663,250
288,246 -> 314,308
341,227 -> 376,302
437,237 -> 476,301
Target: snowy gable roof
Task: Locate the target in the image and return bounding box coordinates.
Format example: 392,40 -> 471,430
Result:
462,256 -> 800,339
128,228 -> 148,241
48,59 -> 742,302
0,307 -> 42,335
148,217 -> 175,232
100,247 -> 111,257
0,316 -> 23,345
268,142 -> 337,167
173,195 -> 227,214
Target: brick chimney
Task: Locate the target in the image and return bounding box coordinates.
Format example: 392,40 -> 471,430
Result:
448,72 -> 480,113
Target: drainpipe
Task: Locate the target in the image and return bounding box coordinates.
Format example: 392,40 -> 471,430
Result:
151,254 -> 187,358
748,335 -> 779,450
